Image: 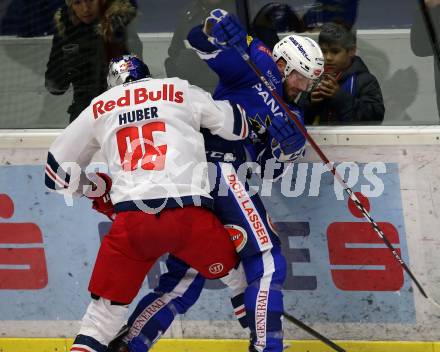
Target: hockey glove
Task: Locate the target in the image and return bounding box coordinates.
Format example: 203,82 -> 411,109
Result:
204,9 -> 248,52
267,114 -> 306,162
86,172 -> 116,221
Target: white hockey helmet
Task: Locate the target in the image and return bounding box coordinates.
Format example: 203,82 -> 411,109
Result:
107,55 -> 150,89
273,35 -> 324,80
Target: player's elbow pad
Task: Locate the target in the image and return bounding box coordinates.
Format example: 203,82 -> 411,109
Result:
210,101 -> 249,141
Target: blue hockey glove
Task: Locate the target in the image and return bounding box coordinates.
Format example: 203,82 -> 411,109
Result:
204,9 -> 248,52
203,8 -> 228,37
267,114 -> 306,160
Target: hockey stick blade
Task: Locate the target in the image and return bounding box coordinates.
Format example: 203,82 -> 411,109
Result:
283,312 -> 346,352
233,44 -> 440,307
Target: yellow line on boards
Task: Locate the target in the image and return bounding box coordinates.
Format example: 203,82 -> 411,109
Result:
0,338 -> 438,352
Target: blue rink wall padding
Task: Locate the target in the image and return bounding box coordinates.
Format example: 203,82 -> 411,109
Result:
0,163 -> 414,323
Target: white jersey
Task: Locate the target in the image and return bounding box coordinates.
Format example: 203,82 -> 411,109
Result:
45,77 -> 248,211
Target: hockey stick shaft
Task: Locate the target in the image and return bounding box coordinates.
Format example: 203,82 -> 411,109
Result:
283,312 -> 346,352
234,45 -> 429,299
419,0 -> 440,70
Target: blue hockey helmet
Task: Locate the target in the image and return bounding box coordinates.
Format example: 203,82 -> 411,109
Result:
107,55 -> 150,88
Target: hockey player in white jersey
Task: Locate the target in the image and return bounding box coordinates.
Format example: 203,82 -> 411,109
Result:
44,55 -> 249,352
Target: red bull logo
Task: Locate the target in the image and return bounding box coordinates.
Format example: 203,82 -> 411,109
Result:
93,84 -> 184,119
225,224 -> 247,252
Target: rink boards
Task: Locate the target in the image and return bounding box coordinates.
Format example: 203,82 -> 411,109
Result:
1,128 -> 440,348
1,338 -> 440,352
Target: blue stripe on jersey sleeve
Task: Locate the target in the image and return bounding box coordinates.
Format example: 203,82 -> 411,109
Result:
45,152 -> 71,190
44,169 -> 57,191
231,103 -> 243,137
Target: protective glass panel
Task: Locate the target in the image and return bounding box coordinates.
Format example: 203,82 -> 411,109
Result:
247,0 -> 440,126
0,0 -> 236,128
0,1 -> 439,127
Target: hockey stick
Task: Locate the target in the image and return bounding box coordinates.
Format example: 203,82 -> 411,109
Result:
419,0 -> 440,70
232,44 -> 440,308
283,312 -> 346,352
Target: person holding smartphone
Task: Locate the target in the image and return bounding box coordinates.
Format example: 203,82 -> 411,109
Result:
300,22 -> 385,125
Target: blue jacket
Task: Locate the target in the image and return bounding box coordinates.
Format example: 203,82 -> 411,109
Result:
301,56 -> 385,125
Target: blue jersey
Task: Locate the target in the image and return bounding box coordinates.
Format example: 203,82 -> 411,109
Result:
188,25 -> 305,170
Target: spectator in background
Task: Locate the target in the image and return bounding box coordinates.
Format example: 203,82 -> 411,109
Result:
45,0 -> 142,122
250,2 -> 305,50
302,0 -> 359,31
164,0 -> 235,92
411,0 -> 440,120
300,22 -> 384,125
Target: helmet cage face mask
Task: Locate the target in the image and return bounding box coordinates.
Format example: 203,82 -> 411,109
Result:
107,55 -> 150,89
273,35 -> 324,82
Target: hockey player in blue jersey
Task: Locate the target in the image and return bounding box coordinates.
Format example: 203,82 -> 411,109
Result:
107,10 -> 324,352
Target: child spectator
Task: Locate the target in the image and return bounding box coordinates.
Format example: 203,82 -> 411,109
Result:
300,22 -> 385,125
45,0 -> 142,123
